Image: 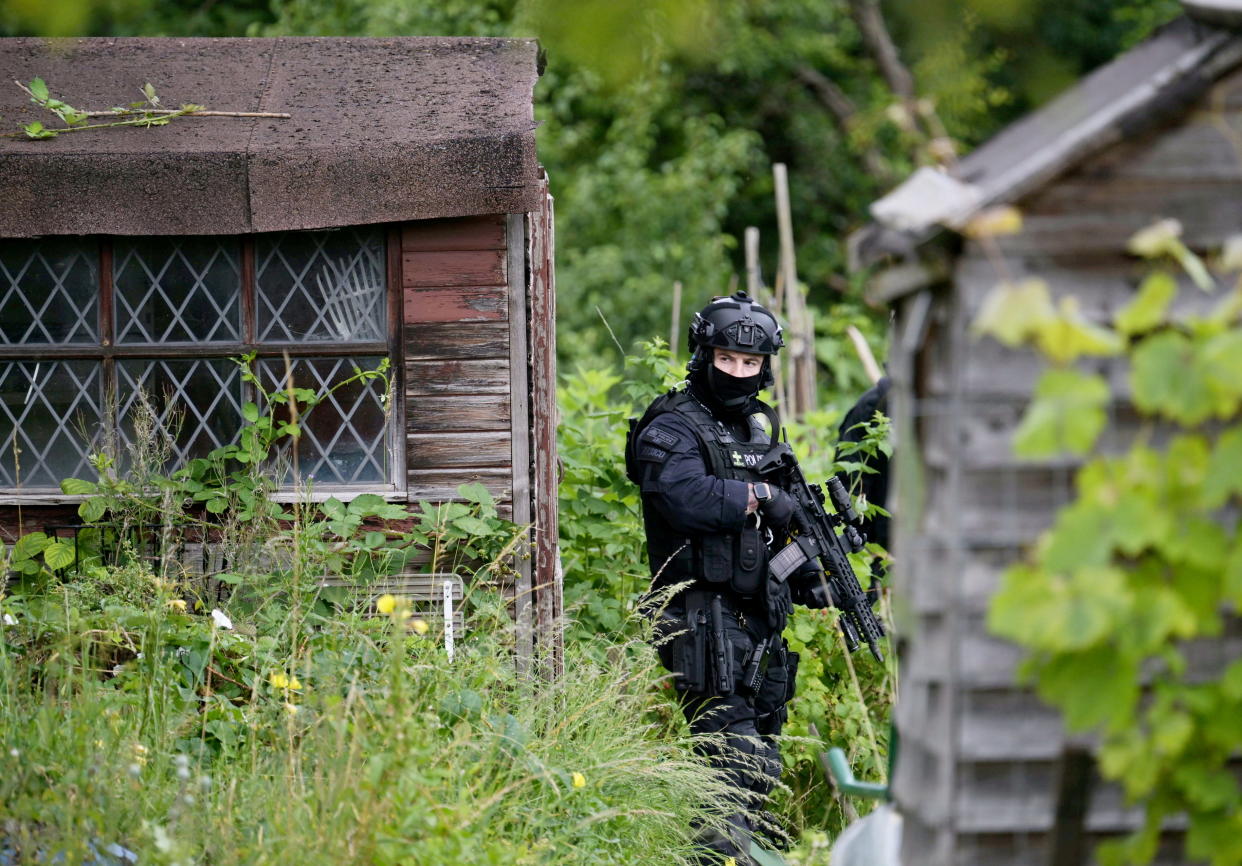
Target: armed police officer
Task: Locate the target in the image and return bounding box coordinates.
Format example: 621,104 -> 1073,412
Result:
627,291 -> 831,864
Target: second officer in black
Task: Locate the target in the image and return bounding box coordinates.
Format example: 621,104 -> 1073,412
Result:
627,291 -> 821,864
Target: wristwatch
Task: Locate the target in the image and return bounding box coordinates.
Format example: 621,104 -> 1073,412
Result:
752,482 -> 773,503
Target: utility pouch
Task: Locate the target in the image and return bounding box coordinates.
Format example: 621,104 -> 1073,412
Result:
695,535 -> 733,587
731,521 -> 768,597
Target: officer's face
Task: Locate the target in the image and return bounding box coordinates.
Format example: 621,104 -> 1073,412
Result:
713,348 -> 765,378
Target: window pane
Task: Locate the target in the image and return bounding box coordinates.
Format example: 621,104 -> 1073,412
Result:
255,228 -> 386,343
0,360 -> 103,488
0,239 -> 98,345
114,238 -> 241,344
116,358 -> 244,468
257,356 -> 390,485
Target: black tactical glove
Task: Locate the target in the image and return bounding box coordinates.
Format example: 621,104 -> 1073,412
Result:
757,486 -> 796,529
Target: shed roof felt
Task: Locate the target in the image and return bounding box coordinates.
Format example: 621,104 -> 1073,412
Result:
0,37 -> 542,237
853,16 -> 1242,271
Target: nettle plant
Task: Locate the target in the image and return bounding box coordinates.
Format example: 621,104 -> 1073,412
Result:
975,218 -> 1242,865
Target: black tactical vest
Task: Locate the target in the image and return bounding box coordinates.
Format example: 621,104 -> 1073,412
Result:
628,389 -> 780,601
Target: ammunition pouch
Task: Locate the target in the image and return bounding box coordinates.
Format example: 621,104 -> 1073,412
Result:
694,520 -> 769,598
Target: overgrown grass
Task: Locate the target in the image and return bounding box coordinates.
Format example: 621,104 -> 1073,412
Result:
0,568 -> 733,865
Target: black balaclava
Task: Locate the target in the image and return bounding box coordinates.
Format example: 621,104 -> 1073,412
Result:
688,352 -> 764,418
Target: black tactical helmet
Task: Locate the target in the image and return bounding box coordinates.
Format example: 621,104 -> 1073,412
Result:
687,291 -> 784,388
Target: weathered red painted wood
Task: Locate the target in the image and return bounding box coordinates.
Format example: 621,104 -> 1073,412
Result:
403,286 -> 507,323
407,394 -> 511,432
0,505 -> 80,541
403,249 -> 505,288
528,177 -> 562,676
407,431 -> 512,469
404,321 -> 509,360
405,358 -> 510,395
402,215 -> 506,252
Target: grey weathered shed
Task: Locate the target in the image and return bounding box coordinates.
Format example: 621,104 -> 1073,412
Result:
855,13 -> 1242,865
0,37 -> 560,664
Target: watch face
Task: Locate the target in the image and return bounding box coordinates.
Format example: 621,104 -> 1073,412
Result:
754,482 -> 771,502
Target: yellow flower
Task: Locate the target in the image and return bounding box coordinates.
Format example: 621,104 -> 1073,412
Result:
166,599 -> 187,612
269,672 -> 290,689
410,618 -> 429,635
376,594 -> 397,614
724,859 -> 737,866
571,772 -> 586,789
287,676 -> 302,691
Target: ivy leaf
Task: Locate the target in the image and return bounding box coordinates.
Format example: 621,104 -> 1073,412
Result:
971,278 -> 1055,347
28,77 -> 49,102
1115,272 -> 1177,336
242,402 -> 259,423
1131,332 -> 1216,426
1033,296 -> 1123,364
1013,368 -> 1109,457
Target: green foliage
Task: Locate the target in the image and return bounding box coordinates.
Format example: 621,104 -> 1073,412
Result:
981,227 -> 1242,865
0,579 -> 728,866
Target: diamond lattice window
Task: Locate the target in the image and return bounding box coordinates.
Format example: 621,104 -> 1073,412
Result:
0,228 -> 396,494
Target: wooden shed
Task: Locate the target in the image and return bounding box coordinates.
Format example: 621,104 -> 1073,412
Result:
852,9 -> 1242,865
0,37 -> 560,663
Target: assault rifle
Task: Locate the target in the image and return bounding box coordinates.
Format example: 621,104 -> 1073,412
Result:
757,442 -> 886,662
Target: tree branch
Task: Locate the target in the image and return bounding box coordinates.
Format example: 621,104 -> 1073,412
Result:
848,0 -> 917,104
795,64 -> 893,184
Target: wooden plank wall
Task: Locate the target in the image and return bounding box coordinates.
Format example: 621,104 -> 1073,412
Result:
403,215 -> 516,513
890,63 -> 1242,866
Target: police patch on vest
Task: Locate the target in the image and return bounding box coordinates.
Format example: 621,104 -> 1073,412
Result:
730,450 -> 762,468
642,426 -> 679,450
639,444 -> 669,462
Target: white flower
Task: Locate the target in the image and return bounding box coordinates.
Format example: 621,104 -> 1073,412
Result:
2,613 -> 16,626
210,609 -> 233,630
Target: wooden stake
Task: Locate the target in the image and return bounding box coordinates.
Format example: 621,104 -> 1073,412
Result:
745,227 -> 762,297
847,324 -> 883,385
773,163 -> 817,416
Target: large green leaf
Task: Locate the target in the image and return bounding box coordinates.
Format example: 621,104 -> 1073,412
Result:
1131,332 -> 1216,425
1012,367 -> 1109,457
970,278 -> 1055,347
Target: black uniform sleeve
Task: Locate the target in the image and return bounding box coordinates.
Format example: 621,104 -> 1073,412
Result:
636,413 -> 750,534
